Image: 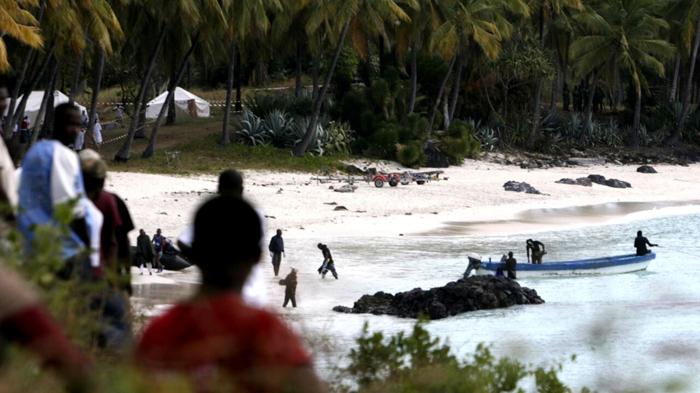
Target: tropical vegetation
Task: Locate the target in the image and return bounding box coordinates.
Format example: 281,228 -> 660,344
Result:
1,0 -> 698,168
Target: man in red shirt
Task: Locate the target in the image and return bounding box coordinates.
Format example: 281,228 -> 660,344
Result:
136,196 -> 325,393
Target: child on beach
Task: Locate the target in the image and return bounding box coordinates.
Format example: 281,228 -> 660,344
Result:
136,196 -> 324,393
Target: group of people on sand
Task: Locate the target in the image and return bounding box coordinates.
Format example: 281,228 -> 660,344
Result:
0,83 -> 327,391
465,231 -> 658,280
134,228 -> 171,274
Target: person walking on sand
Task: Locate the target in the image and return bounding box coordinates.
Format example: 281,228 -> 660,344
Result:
152,229 -> 165,273
280,268 -> 298,308
136,196 -> 325,393
526,239 -> 546,264
634,230 -> 658,256
136,229 -> 154,275
269,229 -> 285,277
317,243 -> 338,279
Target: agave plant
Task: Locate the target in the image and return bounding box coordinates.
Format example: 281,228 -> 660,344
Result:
293,117 -> 326,156
475,128 -> 498,152
264,110 -> 295,148
236,110 -> 269,146
323,121 -> 354,155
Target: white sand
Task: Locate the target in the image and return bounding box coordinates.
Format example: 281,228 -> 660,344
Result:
108,161 -> 700,242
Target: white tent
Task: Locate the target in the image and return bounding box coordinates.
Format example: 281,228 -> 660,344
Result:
13,91 -> 88,127
145,87 -> 210,120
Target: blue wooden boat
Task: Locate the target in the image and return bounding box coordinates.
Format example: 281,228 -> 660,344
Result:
475,253 -> 655,278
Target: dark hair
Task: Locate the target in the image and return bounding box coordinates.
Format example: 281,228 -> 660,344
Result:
53,103 -> 80,131
193,195 -> 261,272
637,231 -> 642,236
317,243 -> 324,249
218,169 -> 243,196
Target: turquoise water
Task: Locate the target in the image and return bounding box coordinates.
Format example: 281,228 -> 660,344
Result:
135,208 -> 700,392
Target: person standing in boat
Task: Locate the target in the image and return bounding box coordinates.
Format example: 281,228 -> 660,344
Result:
526,239 -> 546,264
634,231 -> 657,256
504,252 -> 517,279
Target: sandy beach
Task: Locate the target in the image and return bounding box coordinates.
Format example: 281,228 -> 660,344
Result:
108,161 -> 700,241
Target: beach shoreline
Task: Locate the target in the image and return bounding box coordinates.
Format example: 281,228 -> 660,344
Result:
109,161 -> 700,241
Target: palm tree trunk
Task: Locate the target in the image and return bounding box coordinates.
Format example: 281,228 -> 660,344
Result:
583,72 -> 598,134
293,19 -> 351,157
114,26 -> 167,162
669,55 -> 681,102
408,43 -> 418,115
427,55 -> 457,135
311,53 -> 320,102
528,5 -> 546,148
39,59 -> 60,141
68,49 -> 85,104
448,53 -> 464,124
633,85 -> 642,148
672,17 -> 700,144
87,46 -> 105,150
4,0 -> 47,134
8,44 -> 56,141
221,42 -> 236,145
295,42 -> 303,97
142,34 -> 200,158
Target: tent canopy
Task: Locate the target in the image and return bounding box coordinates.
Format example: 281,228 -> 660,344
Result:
9,91 -> 88,128
145,87 -> 210,120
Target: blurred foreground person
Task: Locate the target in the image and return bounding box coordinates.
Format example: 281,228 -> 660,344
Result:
178,169 -> 268,307
18,103 -> 102,279
137,196 -> 325,393
79,150 -> 133,349
0,262 -> 89,381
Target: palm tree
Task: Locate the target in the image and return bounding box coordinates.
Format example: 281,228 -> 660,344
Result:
571,0 -> 675,146
427,0 -> 528,133
293,0 -> 412,156
220,0 -> 282,146
396,0 -> 442,115
142,0 -> 226,158
0,0 -> 43,73
667,0 -> 700,143
528,0 -> 582,147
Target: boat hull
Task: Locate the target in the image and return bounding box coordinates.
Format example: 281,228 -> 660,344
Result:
475,253 -> 655,278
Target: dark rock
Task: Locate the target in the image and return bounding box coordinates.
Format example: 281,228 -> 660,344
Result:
637,165 -> 657,174
333,276 -> 544,319
333,206 -> 348,211
503,181 -> 541,194
605,178 -> 632,188
332,306 -> 355,313
324,202 -> 338,205
587,174 -> 607,185
556,177 -> 592,187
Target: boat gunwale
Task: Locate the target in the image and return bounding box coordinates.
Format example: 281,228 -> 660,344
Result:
478,253 -> 656,272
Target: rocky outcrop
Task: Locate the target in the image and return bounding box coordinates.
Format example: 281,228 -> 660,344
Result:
332,276 -> 544,320
587,174 -> 631,188
637,165 -> 657,174
556,177 -> 592,187
503,181 -> 541,194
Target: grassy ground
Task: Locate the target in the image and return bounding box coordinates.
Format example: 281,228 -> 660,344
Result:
99,116 -> 348,175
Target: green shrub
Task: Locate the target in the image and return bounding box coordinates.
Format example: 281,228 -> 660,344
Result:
438,120 -> 481,164
396,142 -> 425,168
398,114 -> 429,144
343,321 -> 586,393
366,122 -> 400,159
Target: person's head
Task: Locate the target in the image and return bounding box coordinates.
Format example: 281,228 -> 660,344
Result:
508,251 -> 513,258
276,229 -> 282,236
218,169 -> 243,197
140,229 -> 146,236
193,196 -> 262,292
53,103 -> 82,146
157,228 -> 162,235
79,149 -> 107,200
317,243 -> 324,250
637,230 -> 642,237
526,239 -> 533,244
